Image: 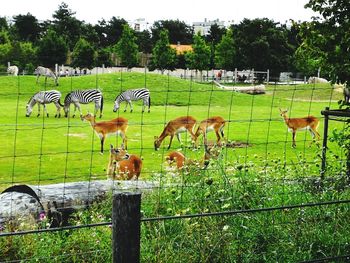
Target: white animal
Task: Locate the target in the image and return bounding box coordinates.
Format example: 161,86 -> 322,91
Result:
308,77 -> 328,84
7,65 -> 19,76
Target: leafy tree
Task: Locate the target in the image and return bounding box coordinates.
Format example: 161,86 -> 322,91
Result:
37,29 -> 68,67
206,24 -> 227,68
185,33 -> 211,76
96,48 -> 113,67
136,30 -> 152,53
71,38 -> 96,69
12,13 -> 41,43
215,29 -> 236,70
151,20 -> 193,45
94,17 -> 128,48
114,24 -> 139,68
51,2 -> 83,49
8,41 -> 37,70
232,18 -> 294,76
0,17 -> 9,30
0,30 -> 12,66
305,0 -> 350,84
150,29 -> 177,73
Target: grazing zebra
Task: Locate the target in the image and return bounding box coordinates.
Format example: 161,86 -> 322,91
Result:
26,90 -> 63,117
63,89 -> 104,118
7,65 -> 19,76
113,88 -> 151,113
34,66 -> 58,86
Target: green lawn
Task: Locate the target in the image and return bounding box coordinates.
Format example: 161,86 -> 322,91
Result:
0,72 -> 344,189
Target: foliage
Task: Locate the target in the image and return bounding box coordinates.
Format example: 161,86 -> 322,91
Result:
215,29 -> 236,70
71,38 -> 96,69
94,17 -> 128,48
232,18 -> 294,76
51,2 -> 83,49
151,19 -> 194,45
95,48 -> 113,67
305,0 -> 350,84
8,42 -> 37,71
37,29 -> 68,67
185,33 -> 210,72
150,29 -> 177,72
11,13 -> 41,43
114,24 -> 139,68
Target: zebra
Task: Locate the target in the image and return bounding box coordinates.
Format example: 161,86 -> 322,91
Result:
7,65 -> 19,76
34,66 -> 58,86
113,88 -> 151,113
26,90 -> 63,117
63,89 -> 104,118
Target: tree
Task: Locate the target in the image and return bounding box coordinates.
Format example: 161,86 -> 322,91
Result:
232,18 -> 294,76
151,20 -> 193,45
8,41 -> 37,71
94,17 -> 128,48
150,29 -> 177,73
215,29 -> 236,71
114,24 -> 139,68
51,2 -> 83,49
136,30 -> 152,54
96,48 -> 113,67
37,29 -> 68,67
71,38 -> 96,69
305,0 -> 350,84
206,24 -> 227,68
185,33 -> 211,77
0,17 -> 9,31
12,13 -> 41,43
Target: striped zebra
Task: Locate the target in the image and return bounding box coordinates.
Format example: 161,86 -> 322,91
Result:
34,66 -> 58,86
63,89 -> 104,118
113,88 -> 151,113
26,90 -> 63,117
7,65 -> 19,76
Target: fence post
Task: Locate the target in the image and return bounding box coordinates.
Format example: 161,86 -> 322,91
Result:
112,192 -> 141,263
320,107 -> 329,179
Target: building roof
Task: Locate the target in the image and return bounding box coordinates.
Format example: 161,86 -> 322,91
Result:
170,44 -> 193,55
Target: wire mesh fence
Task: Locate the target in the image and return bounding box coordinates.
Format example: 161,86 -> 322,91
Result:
0,68 -> 349,262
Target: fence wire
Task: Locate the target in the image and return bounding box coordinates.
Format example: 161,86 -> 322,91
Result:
0,68 -> 349,262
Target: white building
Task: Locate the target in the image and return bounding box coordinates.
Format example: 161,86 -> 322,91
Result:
128,18 -> 150,32
192,18 -> 226,36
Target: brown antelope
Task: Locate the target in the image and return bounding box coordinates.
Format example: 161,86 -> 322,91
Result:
194,116 -> 226,146
81,113 -> 128,153
166,143 -> 222,170
279,108 -> 320,148
107,145 -> 142,180
154,116 -> 197,150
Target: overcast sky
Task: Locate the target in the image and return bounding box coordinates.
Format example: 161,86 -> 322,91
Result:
1,0 -> 318,25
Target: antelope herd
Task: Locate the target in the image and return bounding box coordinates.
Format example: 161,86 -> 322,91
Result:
12,65 -> 325,181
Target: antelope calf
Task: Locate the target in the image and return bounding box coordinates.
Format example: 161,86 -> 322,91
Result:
107,145 -> 142,180
81,113 -> 128,153
194,116 -> 226,146
279,108 -> 320,148
166,142 -> 222,170
154,116 -> 197,150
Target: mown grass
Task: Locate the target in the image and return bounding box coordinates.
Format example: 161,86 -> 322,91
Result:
1,72 -> 349,261
0,72 -> 344,189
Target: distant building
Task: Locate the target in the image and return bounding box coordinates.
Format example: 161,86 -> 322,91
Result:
192,18 -> 226,36
170,43 -> 193,55
128,18 -> 149,32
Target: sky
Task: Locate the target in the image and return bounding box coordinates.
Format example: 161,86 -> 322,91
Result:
1,0 -> 318,25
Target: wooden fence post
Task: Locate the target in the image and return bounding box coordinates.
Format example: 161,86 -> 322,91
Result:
112,192 -> 141,263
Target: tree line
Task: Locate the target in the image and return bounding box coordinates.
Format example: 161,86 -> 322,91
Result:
0,1 -> 349,81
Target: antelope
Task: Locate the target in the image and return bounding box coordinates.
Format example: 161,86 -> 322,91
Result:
166,142 -> 222,170
194,116 -> 226,146
107,145 -> 142,180
154,116 -> 197,150
81,113 -> 128,153
279,108 -> 320,148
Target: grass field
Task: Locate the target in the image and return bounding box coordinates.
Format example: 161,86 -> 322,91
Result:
0,72 -> 344,189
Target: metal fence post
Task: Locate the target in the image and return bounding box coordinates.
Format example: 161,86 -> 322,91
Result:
321,107 -> 329,179
112,192 -> 141,263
